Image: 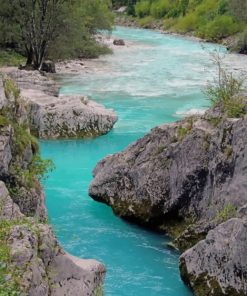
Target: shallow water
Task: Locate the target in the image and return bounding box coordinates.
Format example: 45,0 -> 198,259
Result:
41,26 -> 247,295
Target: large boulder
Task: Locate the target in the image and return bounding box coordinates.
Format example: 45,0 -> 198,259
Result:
89,114 -> 247,228
180,218 -> 247,296
0,181 -> 23,220
8,223 -> 105,296
2,69 -> 117,139
28,94 -> 118,139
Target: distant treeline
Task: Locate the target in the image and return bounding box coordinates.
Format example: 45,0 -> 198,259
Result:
114,0 -> 247,51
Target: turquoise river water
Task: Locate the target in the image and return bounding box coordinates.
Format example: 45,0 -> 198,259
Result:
41,26 -> 247,295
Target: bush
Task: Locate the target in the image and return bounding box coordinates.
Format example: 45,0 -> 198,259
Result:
204,54 -> 246,118
173,13 -> 199,32
135,1 -> 151,18
0,49 -> 25,67
199,15 -> 240,40
150,0 -> 171,19
216,203 -> 237,223
138,16 -> 154,28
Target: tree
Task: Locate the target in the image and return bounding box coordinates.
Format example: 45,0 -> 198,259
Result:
0,0 -> 113,69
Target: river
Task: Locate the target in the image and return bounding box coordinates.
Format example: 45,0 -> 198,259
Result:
41,26 -> 247,296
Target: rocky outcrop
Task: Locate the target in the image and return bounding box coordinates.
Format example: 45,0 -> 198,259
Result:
0,76 -> 105,295
28,94 -> 117,138
6,221 -> 105,296
1,68 -> 117,139
89,105 -> 247,295
89,112 -> 247,226
180,218 -> 247,296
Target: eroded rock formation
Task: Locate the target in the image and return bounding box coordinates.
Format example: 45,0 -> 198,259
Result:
89,105 -> 247,295
2,68 -> 117,139
0,75 -> 105,295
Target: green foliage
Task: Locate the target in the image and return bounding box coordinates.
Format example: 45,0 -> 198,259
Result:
216,203 -> 237,223
134,0 -> 246,41
0,0 -> 114,67
0,115 -> 9,127
180,0 -> 189,16
135,1 -> 151,18
3,79 -> 20,101
27,155 -> 55,183
150,0 -> 171,19
204,57 -> 246,118
177,126 -> 189,140
0,50 -> 25,67
10,154 -> 54,189
138,16 -> 155,27
199,15 -> 240,40
173,13 -> 199,32
0,220 -> 24,295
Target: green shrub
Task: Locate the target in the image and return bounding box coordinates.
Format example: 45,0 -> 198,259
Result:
0,115 -> 9,127
11,154 -> 54,188
0,220 -> 24,295
0,50 -> 25,67
173,13 -> 199,32
150,0 -> 171,19
199,15 -> 240,40
135,1 -> 151,18
28,154 -> 55,182
216,203 -> 237,223
138,16 -> 154,27
3,79 -> 20,101
204,55 -> 246,118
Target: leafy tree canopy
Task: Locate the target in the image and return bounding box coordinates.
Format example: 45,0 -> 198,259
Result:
0,0 -> 114,69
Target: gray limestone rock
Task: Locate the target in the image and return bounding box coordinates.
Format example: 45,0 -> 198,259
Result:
180,218 -> 247,296
8,223 -> 105,296
89,115 -> 247,227
0,181 -> 23,220
0,125 -> 12,176
2,69 -> 117,139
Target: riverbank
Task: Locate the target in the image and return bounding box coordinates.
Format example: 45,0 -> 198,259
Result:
0,76 -> 106,295
0,67 -> 117,139
115,14 -> 244,53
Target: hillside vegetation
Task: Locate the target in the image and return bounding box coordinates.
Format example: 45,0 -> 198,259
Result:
115,0 -> 247,52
